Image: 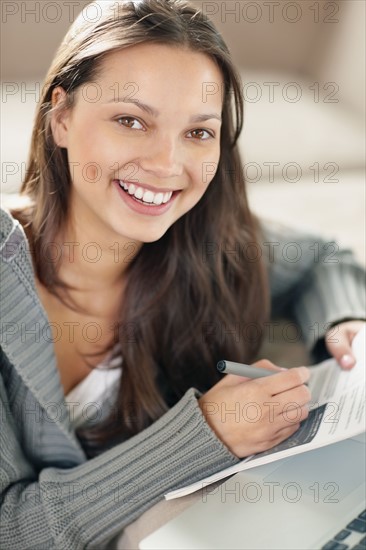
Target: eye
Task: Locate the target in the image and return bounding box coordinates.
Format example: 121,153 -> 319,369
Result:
187,128 -> 214,141
115,116 -> 145,131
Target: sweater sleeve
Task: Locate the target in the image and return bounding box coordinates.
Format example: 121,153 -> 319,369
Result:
0,372 -> 239,550
0,206 -> 239,549
259,219 -> 366,357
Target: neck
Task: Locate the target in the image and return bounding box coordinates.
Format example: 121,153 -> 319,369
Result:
54,207 -> 141,314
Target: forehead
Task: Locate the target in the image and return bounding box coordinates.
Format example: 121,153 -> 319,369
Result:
88,42 -> 224,110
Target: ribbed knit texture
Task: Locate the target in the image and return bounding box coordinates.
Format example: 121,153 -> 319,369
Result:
260,220 -> 366,353
1,207 -> 365,549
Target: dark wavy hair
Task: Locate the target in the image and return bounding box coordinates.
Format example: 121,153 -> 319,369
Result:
17,0 -> 269,456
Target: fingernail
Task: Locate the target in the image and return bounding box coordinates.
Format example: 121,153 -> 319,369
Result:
340,354 -> 355,368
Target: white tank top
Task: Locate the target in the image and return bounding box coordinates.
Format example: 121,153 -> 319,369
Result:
64,349 -> 122,429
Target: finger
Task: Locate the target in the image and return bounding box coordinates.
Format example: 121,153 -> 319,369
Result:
326,320 -> 365,369
276,385 -> 312,412
326,328 -> 356,369
253,359 -> 286,373
279,404 -> 309,426
255,366 -> 310,396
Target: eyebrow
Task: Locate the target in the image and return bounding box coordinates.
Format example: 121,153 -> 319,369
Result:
106,97 -> 222,123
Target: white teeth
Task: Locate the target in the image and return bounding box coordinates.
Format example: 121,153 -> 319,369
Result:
142,190 -> 154,203
134,187 -> 143,199
163,192 -> 172,203
119,180 -> 174,205
153,193 -> 164,205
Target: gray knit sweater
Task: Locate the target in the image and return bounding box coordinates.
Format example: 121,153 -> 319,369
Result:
1,206 -> 365,549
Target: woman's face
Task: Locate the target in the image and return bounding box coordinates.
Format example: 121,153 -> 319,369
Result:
52,43 -> 223,245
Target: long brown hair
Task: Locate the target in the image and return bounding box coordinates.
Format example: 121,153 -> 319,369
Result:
18,0 -> 269,456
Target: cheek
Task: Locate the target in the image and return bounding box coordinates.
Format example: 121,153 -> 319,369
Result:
82,163 -> 100,183
191,146 -> 220,193
66,120 -> 99,166
67,123 -> 131,178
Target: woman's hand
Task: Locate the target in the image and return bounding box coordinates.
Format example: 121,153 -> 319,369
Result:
198,360 -> 311,458
325,320 -> 365,369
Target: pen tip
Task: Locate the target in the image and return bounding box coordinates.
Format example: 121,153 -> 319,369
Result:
217,360 -> 225,372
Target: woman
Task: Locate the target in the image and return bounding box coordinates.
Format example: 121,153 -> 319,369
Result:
1,1 -> 365,548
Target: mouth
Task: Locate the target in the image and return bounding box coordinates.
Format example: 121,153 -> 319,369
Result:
117,179 -> 178,206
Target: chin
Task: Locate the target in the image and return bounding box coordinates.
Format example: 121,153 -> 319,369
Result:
135,228 -> 169,244
112,223 -> 169,245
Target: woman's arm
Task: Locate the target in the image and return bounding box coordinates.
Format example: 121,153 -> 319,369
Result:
259,219 -> 366,360
0,206 -> 238,549
0,368 -> 239,550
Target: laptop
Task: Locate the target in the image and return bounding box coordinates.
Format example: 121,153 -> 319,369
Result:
140,432 -> 366,549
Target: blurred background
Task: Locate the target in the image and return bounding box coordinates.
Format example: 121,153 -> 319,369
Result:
1,0 -> 365,264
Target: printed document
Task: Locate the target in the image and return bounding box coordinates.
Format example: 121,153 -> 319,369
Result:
166,325 -> 366,500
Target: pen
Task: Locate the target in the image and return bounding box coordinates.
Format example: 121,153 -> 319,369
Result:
217,360 -> 277,378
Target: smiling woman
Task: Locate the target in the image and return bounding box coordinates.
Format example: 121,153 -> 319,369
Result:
1,1 -> 365,549
50,44 -> 224,243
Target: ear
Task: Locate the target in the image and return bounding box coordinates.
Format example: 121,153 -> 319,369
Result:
50,87 -> 71,148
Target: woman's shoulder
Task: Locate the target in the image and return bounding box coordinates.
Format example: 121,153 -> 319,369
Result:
1,205 -> 24,258
1,194 -> 33,243
1,194 -> 32,235
1,203 -> 18,239
0,196 -> 36,287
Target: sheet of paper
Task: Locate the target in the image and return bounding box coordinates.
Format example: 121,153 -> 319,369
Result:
165,325 -> 365,500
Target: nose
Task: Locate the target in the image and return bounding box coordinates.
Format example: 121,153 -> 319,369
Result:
139,135 -> 183,179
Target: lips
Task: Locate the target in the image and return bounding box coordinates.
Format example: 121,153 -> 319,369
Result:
113,179 -> 180,216
118,180 -> 173,205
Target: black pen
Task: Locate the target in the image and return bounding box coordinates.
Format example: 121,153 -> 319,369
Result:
217,360 -> 278,378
